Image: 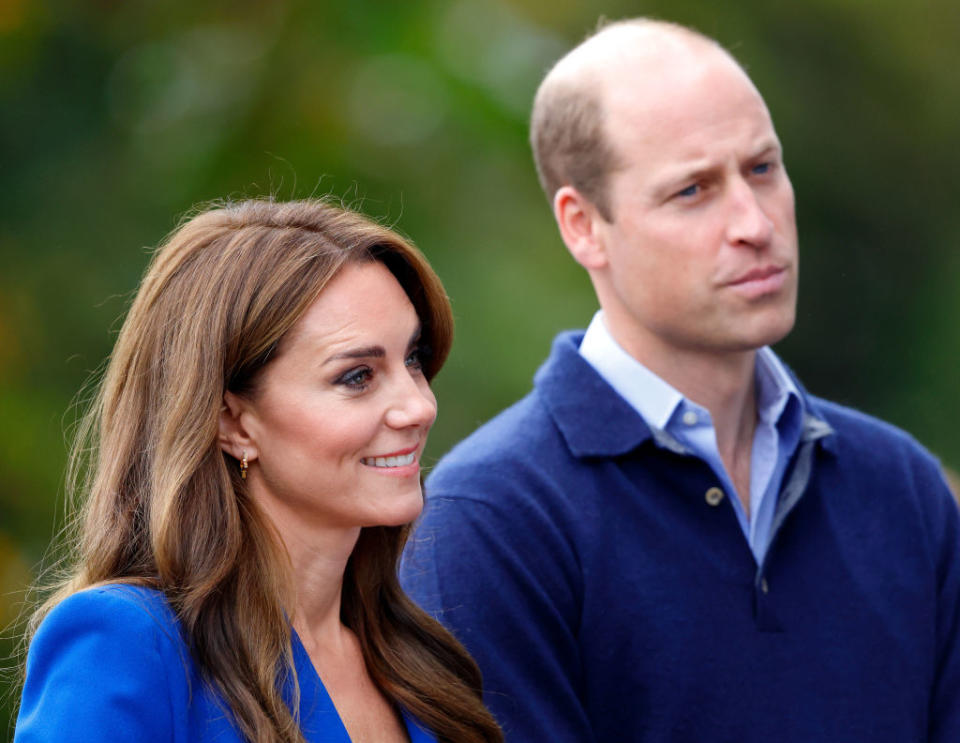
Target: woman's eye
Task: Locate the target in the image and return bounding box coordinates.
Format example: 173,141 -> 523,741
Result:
406,344 -> 432,373
405,348 -> 424,371
336,366 -> 373,390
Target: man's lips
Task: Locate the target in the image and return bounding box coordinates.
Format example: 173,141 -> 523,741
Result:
726,265 -> 786,285
723,265 -> 788,299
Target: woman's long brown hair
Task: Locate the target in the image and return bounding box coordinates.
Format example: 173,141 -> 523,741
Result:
26,199 -> 502,743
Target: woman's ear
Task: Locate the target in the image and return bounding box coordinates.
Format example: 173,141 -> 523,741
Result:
218,391 -> 259,462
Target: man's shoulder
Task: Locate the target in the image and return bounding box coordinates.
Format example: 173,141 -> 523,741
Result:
427,328 -> 651,490
808,394 -> 956,518
427,388 -> 564,489
811,394 -> 937,462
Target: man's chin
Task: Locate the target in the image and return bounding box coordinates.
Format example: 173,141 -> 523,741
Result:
745,314 -> 796,351
711,312 -> 796,354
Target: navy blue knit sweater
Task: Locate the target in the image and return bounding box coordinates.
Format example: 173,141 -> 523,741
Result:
401,331 -> 960,742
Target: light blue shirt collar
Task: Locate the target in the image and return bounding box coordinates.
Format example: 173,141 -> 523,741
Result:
578,310 -> 805,564
754,341 -> 800,426
577,311 -> 684,431
578,310 -> 801,434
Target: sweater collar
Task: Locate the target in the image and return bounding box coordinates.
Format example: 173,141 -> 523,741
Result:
534,331 -> 836,459
534,331 -> 656,458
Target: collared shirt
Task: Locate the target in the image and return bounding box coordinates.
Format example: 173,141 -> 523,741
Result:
578,311 -> 804,563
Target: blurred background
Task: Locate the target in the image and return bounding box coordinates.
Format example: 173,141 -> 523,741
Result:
1,0 -> 958,730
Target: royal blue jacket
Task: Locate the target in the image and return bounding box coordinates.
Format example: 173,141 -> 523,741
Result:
15,584 -> 437,742
401,331 -> 960,742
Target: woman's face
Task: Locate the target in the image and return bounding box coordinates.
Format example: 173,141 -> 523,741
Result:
234,260 -> 437,534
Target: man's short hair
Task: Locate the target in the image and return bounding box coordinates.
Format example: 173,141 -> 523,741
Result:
529,18 -> 726,221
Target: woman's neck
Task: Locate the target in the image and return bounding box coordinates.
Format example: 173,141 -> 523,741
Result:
248,479 -> 361,643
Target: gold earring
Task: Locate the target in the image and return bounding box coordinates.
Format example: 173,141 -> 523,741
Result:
240,452 -> 248,480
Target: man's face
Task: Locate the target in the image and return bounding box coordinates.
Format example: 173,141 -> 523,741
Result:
593,49 -> 798,363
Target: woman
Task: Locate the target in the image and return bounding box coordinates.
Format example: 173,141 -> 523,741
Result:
15,199 -> 502,743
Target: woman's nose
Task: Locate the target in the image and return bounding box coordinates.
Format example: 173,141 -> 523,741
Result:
384,376 -> 437,430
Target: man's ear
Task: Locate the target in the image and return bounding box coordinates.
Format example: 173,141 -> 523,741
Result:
553,185 -> 610,270
218,391 -> 259,463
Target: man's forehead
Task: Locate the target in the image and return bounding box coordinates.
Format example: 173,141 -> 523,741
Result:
599,65 -> 778,190
600,43 -> 771,137
604,62 -> 768,127
555,22 -> 724,87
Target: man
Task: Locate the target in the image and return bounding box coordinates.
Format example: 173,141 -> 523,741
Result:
400,18 -> 960,742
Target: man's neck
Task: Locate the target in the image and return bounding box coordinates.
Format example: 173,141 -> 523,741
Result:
605,316 -> 759,511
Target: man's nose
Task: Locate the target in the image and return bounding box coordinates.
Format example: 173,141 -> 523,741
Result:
726,178 -> 774,249
384,375 -> 437,430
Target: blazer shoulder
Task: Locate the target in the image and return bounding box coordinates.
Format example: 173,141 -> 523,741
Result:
42,584 -> 180,640
17,585 -> 191,741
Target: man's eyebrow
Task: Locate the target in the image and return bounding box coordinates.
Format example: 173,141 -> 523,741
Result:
750,140 -> 782,158
657,142 -> 783,188
323,346 -> 385,365
651,162 -> 716,196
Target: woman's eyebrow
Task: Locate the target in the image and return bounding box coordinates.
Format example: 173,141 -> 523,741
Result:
323,346 -> 385,365
407,324 -> 423,348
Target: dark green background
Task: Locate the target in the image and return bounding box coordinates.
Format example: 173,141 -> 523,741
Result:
2,0 -> 958,731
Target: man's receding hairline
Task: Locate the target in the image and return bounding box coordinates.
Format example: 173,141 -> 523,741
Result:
529,17 -> 747,218
542,18 -> 727,95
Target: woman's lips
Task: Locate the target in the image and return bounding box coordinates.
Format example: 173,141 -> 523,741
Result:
361,445 -> 421,476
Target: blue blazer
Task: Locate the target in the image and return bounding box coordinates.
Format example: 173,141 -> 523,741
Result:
15,584 -> 437,742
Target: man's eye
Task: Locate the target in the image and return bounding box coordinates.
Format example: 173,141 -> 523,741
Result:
336,367 -> 373,390
752,162 -> 771,175
675,183 -> 700,198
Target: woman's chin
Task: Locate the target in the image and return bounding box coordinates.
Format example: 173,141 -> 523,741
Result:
363,491 -> 425,528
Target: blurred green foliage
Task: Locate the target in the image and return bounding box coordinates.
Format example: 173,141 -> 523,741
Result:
1,0 -> 958,732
